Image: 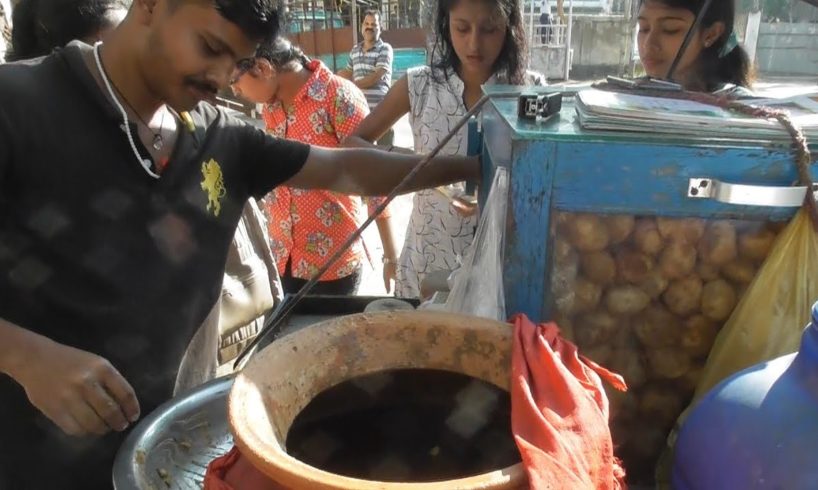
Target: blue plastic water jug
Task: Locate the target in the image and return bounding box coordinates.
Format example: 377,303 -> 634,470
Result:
672,301 -> 818,489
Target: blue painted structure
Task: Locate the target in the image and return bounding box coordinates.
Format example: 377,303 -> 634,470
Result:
478,85 -> 818,322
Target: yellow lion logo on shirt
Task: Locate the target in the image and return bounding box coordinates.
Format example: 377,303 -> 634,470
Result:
200,159 -> 226,217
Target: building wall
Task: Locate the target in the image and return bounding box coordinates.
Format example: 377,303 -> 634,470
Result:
755,22 -> 818,77
529,15 -> 634,80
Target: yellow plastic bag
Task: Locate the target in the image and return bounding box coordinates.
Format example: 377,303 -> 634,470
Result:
656,208 -> 818,486
693,208 -> 818,398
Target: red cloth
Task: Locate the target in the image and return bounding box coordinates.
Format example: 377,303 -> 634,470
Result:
510,314 -> 628,489
206,315 -> 628,489
203,446 -> 288,490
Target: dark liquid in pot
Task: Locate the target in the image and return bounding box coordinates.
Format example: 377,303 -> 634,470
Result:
286,368 -> 520,482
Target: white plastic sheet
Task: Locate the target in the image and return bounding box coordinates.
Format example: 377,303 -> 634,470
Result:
444,168 -> 509,320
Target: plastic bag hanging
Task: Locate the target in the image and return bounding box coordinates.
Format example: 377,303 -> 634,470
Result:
692,208 -> 818,398
444,167 -> 509,321
656,208 -> 818,486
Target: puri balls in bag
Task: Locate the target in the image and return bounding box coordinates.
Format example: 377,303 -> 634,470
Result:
552,213 -> 779,483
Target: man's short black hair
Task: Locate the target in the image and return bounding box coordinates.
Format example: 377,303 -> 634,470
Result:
362,9 -> 380,22
170,0 -> 281,42
215,0 -> 281,41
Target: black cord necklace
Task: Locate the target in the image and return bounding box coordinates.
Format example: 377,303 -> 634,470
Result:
105,72 -> 167,151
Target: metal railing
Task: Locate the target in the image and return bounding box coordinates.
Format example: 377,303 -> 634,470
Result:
284,0 -> 353,34
526,22 -> 568,48
378,0 -> 426,30
284,0 -> 426,32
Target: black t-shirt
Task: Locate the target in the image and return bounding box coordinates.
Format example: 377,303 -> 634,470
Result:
0,44 -> 309,488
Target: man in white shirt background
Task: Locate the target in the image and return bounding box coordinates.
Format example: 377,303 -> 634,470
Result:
539,0 -> 552,45
338,9 -> 394,146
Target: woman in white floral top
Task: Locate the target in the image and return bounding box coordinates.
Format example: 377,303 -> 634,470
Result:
347,0 -> 545,298
0,0 -> 10,63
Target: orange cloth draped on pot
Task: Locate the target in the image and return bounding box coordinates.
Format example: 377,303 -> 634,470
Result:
204,446 -> 288,490
204,314 -> 627,489
510,313 -> 627,489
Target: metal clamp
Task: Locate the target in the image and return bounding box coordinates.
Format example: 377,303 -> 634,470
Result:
688,178 -> 817,207
518,92 -> 563,121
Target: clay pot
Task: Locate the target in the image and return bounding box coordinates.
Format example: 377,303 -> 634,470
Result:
228,310 -> 526,489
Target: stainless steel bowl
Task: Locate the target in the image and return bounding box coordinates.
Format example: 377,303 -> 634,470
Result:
112,376 -> 235,490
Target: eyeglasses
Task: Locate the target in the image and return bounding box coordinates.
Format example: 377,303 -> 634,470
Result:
229,58 -> 257,85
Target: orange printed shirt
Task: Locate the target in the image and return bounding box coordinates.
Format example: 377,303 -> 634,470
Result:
262,60 -> 388,281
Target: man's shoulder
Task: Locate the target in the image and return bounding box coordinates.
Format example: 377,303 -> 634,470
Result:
350,42 -> 364,55
190,102 -> 262,133
0,56 -> 50,85
0,56 -> 58,107
190,101 -> 222,125
378,40 -> 393,51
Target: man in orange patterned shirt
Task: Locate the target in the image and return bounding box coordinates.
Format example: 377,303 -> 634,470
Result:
231,36 -> 398,295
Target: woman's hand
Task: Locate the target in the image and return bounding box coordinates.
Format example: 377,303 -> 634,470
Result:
451,197 -> 478,217
383,260 -> 398,294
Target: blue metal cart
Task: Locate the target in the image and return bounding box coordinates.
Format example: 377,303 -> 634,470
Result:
478,85 -> 818,483
479,85 -> 818,323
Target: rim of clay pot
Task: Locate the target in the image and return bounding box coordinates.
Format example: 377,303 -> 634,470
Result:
228,310 -> 526,490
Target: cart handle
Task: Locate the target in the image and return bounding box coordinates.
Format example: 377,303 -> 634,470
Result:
688,178 -> 818,207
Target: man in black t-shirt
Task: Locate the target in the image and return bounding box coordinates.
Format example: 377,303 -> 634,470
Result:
0,1 -> 478,488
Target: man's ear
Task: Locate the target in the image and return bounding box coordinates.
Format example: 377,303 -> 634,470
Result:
255,58 -> 275,79
133,0 -> 159,25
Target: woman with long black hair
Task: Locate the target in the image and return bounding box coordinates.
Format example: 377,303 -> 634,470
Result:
637,0 -> 754,94
348,0 -> 545,298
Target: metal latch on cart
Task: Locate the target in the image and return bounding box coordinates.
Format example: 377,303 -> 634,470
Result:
518,92 -> 563,121
688,178 -> 818,207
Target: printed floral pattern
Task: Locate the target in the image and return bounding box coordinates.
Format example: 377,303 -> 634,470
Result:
261,60 -> 389,280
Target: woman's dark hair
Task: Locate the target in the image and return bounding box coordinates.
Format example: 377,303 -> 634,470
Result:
254,35 -> 309,71
431,0 -> 527,85
642,0 -> 753,90
8,0 -> 130,61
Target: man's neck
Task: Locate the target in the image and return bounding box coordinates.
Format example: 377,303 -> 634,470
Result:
278,66 -> 312,108
98,29 -> 165,121
363,37 -> 377,50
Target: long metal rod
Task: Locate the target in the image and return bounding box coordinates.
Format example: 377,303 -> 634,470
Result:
351,0 -> 358,46
665,0 -> 715,81
528,0 -> 535,64
564,0 -> 573,80
234,93 -> 495,368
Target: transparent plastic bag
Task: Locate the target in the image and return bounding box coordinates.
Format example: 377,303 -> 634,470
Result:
444,168 -> 508,320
